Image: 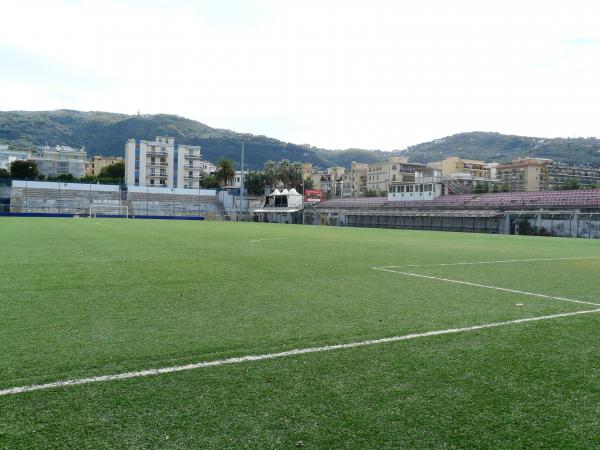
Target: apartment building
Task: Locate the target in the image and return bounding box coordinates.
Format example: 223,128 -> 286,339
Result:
439,157 -> 490,179
548,163 -> 600,189
88,156 -> 124,176
350,161 -> 368,196
496,158 -> 552,192
366,157 -> 427,193
124,137 -> 204,188
32,145 -> 86,178
0,146 -> 30,171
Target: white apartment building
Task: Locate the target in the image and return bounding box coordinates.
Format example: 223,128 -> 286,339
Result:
0,146 -> 30,170
124,136 -> 204,188
32,145 -> 86,178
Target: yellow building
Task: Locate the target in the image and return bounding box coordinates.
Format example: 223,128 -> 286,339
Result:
440,157 -> 490,179
366,157 -> 427,193
350,161 -> 368,196
90,155 -> 124,177
496,158 -> 552,192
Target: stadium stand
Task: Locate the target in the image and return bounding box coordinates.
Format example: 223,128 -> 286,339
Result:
10,181 -> 121,215
318,190 -> 600,211
316,190 -> 600,237
127,191 -> 222,217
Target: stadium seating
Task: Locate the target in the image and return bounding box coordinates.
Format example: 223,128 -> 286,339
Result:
317,190 -> 600,211
128,191 -> 222,217
10,186 -> 121,215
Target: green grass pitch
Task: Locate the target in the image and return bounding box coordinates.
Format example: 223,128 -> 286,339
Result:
1,217 -> 600,448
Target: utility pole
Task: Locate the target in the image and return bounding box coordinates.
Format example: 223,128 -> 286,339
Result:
240,140 -> 245,221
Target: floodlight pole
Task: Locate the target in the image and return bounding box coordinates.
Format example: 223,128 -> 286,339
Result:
302,177 -> 305,225
240,140 -> 245,221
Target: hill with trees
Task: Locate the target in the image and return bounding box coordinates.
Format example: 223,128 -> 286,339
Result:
398,132 -> 600,166
1,110 -> 600,168
0,110 -> 387,170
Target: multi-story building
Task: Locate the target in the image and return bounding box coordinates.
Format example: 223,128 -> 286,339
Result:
0,146 -> 30,171
124,137 -> 204,188
366,157 -> 427,193
496,158 -> 552,192
439,157 -> 490,179
350,161 -> 368,196
388,168 -> 443,202
548,163 -> 600,190
88,156 -> 124,177
31,145 -> 86,178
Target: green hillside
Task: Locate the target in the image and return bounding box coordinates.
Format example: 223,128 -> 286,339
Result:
1,111 -> 599,168
399,132 -> 600,166
0,110 -> 387,170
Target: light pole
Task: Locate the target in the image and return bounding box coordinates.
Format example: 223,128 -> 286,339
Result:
240,140 -> 244,221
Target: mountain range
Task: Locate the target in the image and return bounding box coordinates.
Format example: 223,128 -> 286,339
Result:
1,110 -> 600,169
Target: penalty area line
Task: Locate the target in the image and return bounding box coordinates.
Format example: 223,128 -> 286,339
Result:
379,256 -> 600,269
2,308 -> 600,397
373,267 -> 600,307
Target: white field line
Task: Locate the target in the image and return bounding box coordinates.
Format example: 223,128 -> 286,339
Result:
373,267 -> 600,307
249,238 -> 290,243
380,256 -> 600,269
2,308 -> 600,397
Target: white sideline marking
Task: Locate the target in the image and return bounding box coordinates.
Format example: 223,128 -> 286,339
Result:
2,308 -> 600,397
249,238 -> 290,243
380,256 -> 600,269
373,267 -> 600,307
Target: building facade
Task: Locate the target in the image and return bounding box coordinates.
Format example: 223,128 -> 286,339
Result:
496,158 -> 552,192
0,146 -> 30,171
89,156 -> 124,177
31,146 -> 86,178
548,163 -> 600,190
366,157 -> 428,193
439,157 -> 490,179
124,137 -> 204,188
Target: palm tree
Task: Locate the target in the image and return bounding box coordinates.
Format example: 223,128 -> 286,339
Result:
216,159 -> 235,186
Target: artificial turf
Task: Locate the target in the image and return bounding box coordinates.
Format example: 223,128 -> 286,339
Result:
1,218 -> 599,448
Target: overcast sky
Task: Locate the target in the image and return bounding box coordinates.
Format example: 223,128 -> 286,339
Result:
1,0 -> 599,150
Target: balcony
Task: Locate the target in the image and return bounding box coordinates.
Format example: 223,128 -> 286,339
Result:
147,161 -> 168,167
184,174 -> 202,179
184,153 -> 202,159
146,150 -> 168,157
147,172 -> 167,178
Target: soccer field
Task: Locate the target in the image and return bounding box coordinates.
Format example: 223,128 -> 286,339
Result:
1,218 -> 600,448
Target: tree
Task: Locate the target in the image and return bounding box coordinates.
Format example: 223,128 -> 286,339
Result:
98,161 -> 124,180
303,177 -> 314,191
10,159 -> 38,180
244,171 -> 268,195
0,168 -> 9,179
215,159 -> 235,186
200,174 -> 220,188
561,178 -> 580,190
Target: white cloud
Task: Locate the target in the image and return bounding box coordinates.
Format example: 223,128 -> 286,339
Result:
1,0 -> 600,149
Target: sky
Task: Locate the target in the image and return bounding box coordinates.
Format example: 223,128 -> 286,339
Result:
1,0 -> 599,151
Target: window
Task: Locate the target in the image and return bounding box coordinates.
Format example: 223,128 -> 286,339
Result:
189,171 -> 193,177
150,179 -> 154,185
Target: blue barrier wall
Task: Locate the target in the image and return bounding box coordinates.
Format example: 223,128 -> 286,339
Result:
0,212 -> 204,221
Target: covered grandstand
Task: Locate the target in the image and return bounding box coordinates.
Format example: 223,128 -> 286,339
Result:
314,190 -> 600,238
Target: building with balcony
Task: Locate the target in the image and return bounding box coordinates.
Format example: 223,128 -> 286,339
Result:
548,163 -> 600,190
495,158 -> 552,192
88,155 -> 124,177
124,136 -> 204,188
31,145 -> 86,178
366,157 -> 428,193
0,146 -> 30,171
